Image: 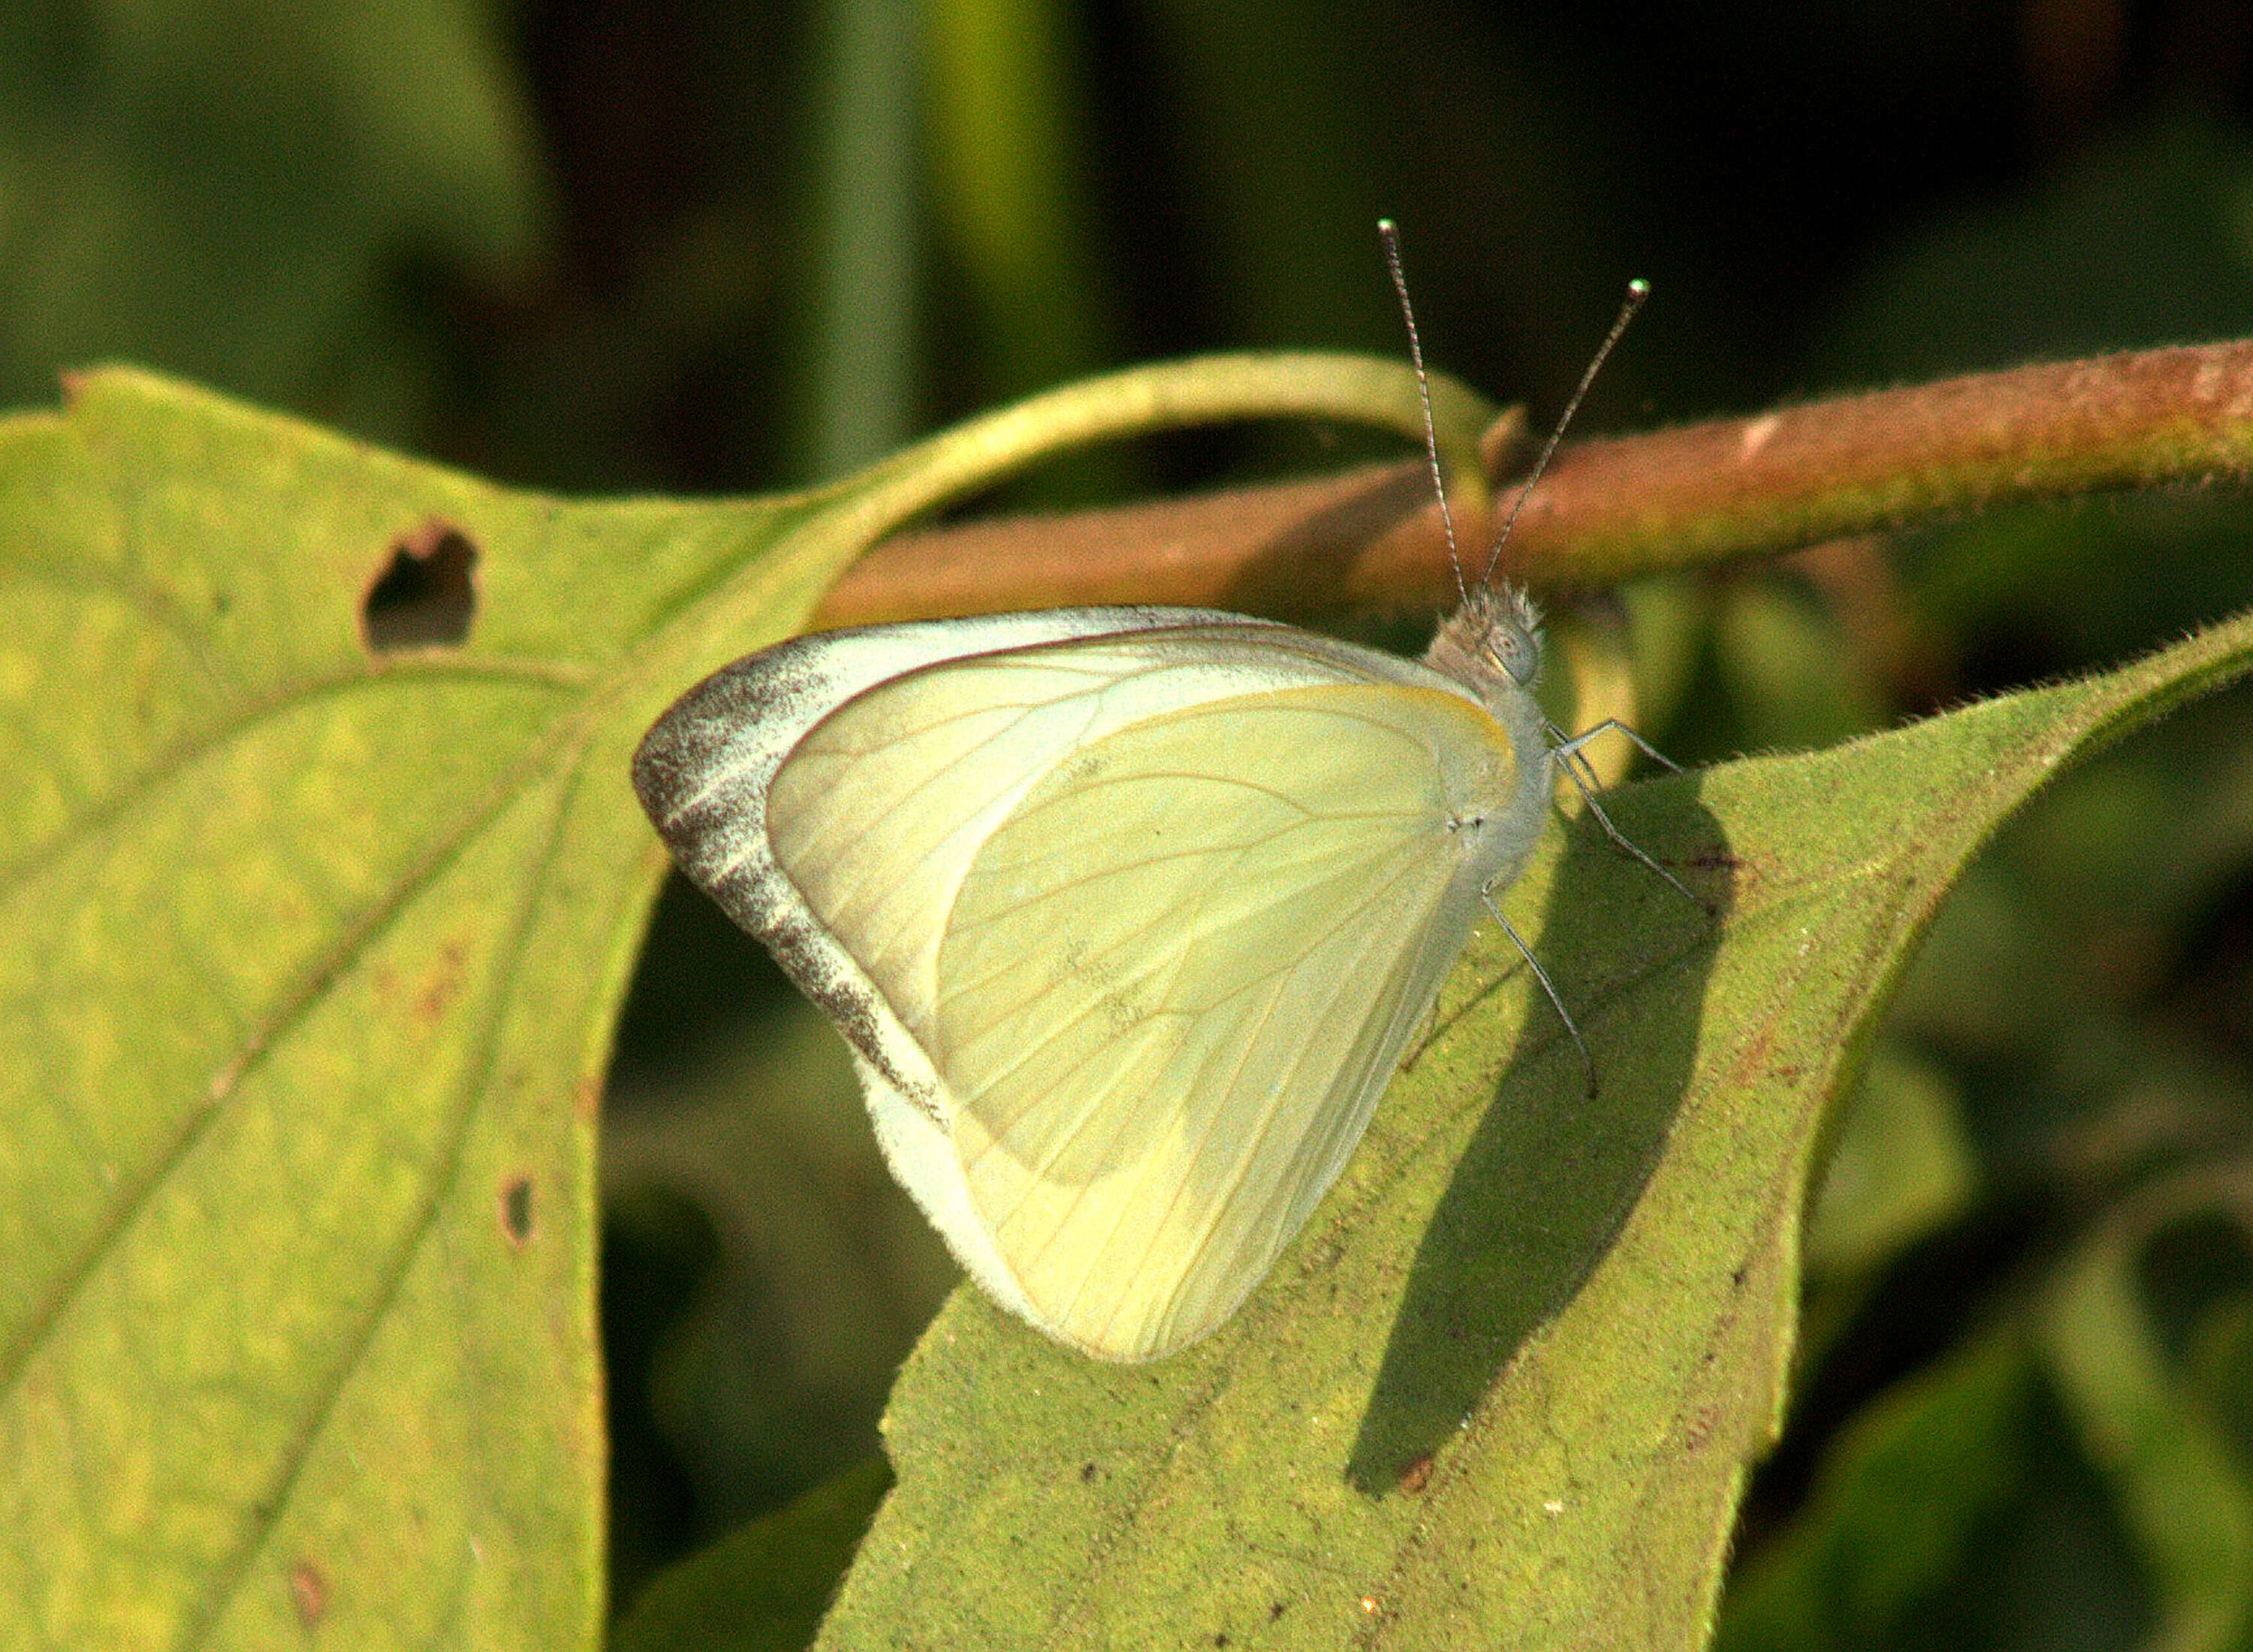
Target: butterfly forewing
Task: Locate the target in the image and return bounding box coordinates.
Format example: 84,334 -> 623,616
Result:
764,628 -> 1412,1050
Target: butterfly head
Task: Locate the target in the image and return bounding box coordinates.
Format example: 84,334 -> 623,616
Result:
1426,581 -> 1545,715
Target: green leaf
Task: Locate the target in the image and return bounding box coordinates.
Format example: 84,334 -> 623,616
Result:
1803,1046 -> 1979,1280
2040,1166 -> 2253,1652
818,607 -> 2253,1649
0,0 -> 550,428
0,351 -> 1489,1647
611,1458 -> 892,1652
1711,1333 -> 2037,1652
0,367 -> 813,1647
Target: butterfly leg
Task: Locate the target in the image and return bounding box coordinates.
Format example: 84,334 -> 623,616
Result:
1556,716 -> 1682,776
1482,891 -> 1597,1095
1546,720 -> 1707,914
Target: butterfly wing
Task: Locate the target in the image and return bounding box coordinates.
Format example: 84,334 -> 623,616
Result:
635,608 -> 1542,1360
931,682 -> 1527,1357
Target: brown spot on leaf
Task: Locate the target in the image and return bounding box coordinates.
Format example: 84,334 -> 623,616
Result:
290,1560 -> 327,1626
500,1175 -> 534,1247
416,942 -> 468,1025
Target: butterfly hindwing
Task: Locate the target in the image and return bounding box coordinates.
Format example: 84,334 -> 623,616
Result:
938,683 -> 1519,1355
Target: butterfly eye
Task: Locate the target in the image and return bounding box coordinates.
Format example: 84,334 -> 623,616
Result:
1489,617 -> 1540,688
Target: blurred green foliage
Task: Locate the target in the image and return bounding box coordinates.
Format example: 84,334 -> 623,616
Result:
10,0 -> 2253,1644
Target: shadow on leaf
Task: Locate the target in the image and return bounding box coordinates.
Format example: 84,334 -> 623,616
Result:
1350,776 -> 1732,1490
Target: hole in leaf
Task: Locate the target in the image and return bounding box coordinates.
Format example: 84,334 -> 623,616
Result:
501,1175 -> 534,1247
363,521 -> 478,650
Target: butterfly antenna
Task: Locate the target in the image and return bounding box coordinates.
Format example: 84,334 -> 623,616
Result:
1380,219 -> 1470,607
1494,277 -> 1703,913
1481,278 -> 1648,589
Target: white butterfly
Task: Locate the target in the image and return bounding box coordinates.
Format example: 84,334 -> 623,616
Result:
632,581 -> 1649,1359
633,230 -> 1679,1360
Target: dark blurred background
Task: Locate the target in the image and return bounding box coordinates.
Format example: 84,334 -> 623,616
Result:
11,1 -> 2252,1640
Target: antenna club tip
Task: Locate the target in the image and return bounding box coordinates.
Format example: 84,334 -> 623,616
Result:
1628,277 -> 1651,297
1377,216 -> 1398,234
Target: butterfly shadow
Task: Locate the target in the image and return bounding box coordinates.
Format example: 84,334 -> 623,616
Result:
1345,773 -> 1733,1493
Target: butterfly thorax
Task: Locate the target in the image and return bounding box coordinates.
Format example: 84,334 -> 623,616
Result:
1422,583 -> 1553,894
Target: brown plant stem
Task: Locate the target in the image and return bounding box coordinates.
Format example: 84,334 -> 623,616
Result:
813,340 -> 2253,630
